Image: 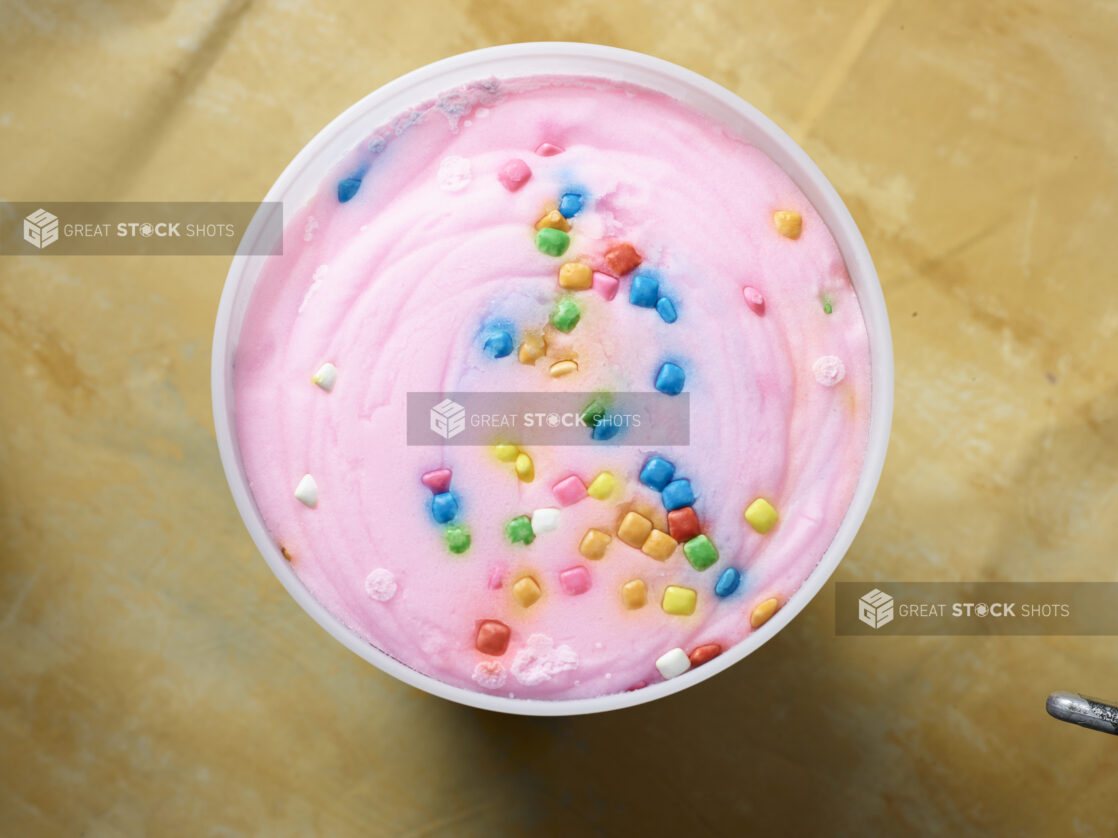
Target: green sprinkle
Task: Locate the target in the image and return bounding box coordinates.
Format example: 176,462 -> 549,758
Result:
536,227 -> 570,257
581,397 -> 608,428
550,296 -> 581,333
683,534 -> 719,571
444,525 -> 471,555
505,515 -> 535,545
822,294 -> 833,315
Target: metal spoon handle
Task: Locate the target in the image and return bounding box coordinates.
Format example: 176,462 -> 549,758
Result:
1047,691 -> 1118,735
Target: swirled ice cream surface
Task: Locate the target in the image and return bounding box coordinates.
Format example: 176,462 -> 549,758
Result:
234,75 -> 872,700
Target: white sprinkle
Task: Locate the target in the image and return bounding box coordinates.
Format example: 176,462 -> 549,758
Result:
812,355 -> 846,387
605,673 -> 612,679
472,660 -> 507,689
594,642 -> 602,650
312,362 -> 338,391
437,155 -> 472,191
303,215 -> 318,242
655,648 -> 691,680
364,568 -> 397,602
530,507 -> 560,534
294,474 -> 318,507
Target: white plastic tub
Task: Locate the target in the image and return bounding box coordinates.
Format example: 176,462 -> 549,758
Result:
211,42 -> 893,715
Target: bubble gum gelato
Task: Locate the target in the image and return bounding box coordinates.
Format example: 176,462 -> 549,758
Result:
233,75 -> 872,700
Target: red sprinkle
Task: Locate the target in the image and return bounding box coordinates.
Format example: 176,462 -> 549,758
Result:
420,468 -> 452,494
743,286 -> 765,314
604,243 -> 642,276
625,680 -> 648,692
667,507 -> 702,543
475,620 -> 511,656
688,643 -> 723,667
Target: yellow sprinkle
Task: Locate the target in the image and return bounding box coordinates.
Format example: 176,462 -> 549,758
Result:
512,576 -> 542,608
744,498 -> 779,533
494,443 -> 519,462
558,261 -> 593,290
621,579 -> 647,610
579,528 -> 612,560
662,585 -> 697,616
518,332 -> 547,365
773,210 -> 802,239
586,471 -> 616,500
750,597 -> 781,629
515,452 -> 534,482
535,209 -> 571,232
548,360 -> 579,378
641,529 -> 678,561
617,511 -> 653,548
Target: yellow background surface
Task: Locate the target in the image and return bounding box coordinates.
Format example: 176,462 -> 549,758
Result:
2,1 -> 1117,834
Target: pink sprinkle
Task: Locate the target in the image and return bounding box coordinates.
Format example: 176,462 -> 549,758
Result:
559,566 -> 591,596
497,158 -> 531,192
420,468 -> 452,493
487,563 -> 506,590
625,680 -> 648,692
552,474 -> 588,506
472,660 -> 507,690
535,142 -> 564,157
592,272 -> 619,301
743,286 -> 765,313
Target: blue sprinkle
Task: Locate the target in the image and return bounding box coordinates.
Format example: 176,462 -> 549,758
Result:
656,297 -> 677,323
630,274 -> 659,308
661,479 -> 694,511
483,330 -> 514,359
639,456 -> 676,492
715,567 -> 741,597
591,415 -> 622,440
558,192 -> 584,218
337,177 -> 362,203
431,492 -> 458,524
654,362 -> 686,396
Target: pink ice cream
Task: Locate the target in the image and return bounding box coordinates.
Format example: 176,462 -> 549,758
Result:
233,75 -> 872,700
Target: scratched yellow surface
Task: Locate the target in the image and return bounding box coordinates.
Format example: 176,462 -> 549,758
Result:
2,1 -> 1117,835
